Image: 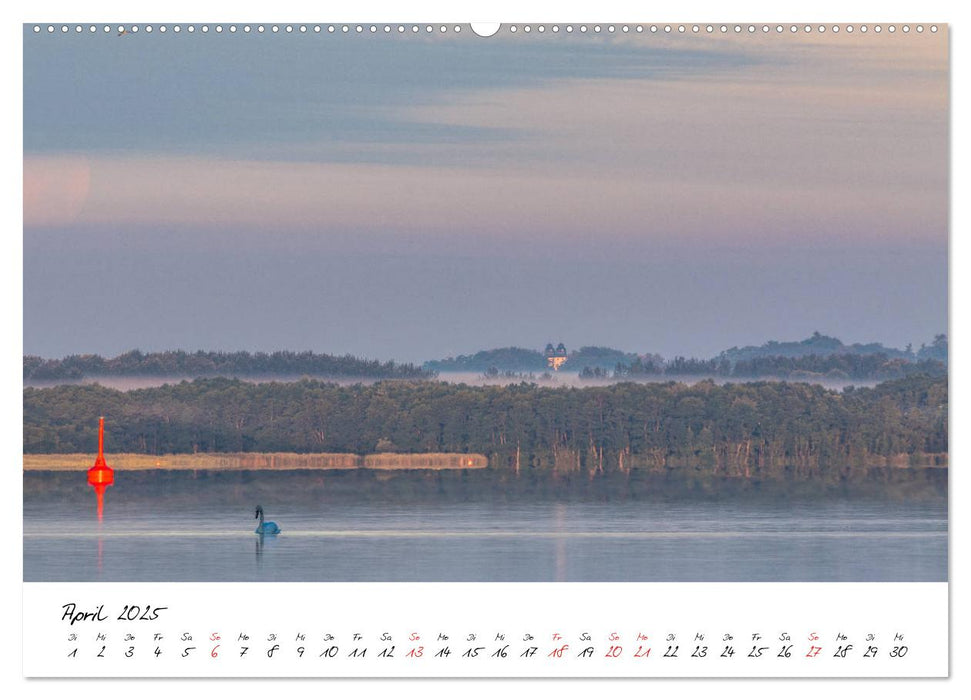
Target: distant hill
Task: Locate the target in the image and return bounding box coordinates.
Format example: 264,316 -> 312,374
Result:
27,333 -> 946,385
423,347 -> 548,373
23,350 -> 434,381
717,332 -> 918,363
567,346 -> 639,369
424,345 -> 641,373
607,333 -> 948,381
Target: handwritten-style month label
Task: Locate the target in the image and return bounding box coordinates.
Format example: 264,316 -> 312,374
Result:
23,582 -> 947,677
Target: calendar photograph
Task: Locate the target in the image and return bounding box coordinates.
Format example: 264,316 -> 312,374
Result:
22,23 -> 948,589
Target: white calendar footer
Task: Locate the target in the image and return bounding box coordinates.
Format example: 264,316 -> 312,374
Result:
23,582 -> 948,677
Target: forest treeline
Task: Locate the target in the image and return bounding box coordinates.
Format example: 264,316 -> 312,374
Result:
24,333 -> 947,383
23,375 -> 947,480
23,350 -> 433,381
423,346 -> 638,372
601,353 -> 947,382
716,331 -> 947,363
426,333 -> 947,380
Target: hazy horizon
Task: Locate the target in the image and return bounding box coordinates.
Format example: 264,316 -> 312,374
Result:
21,328 -> 946,368
24,27 -> 947,362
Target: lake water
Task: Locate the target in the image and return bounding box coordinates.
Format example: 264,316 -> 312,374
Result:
24,475 -> 946,582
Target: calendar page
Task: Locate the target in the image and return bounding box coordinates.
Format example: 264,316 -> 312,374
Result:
21,9 -> 950,683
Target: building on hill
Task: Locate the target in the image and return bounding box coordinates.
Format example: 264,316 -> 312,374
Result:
545,342 -> 568,371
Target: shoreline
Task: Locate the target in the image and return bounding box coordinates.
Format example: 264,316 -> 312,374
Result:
22,452 -> 489,472
23,452 -> 489,472
22,451 -> 946,473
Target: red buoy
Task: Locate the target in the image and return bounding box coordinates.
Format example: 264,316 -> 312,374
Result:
87,417 -> 114,520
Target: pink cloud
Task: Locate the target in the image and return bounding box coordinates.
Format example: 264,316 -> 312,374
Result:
23,156 -> 91,227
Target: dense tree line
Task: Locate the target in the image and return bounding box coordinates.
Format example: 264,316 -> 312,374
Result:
23,350 -> 433,381
730,354 -> 945,380
605,353 -> 946,381
916,334 -> 948,362
23,375 -> 947,479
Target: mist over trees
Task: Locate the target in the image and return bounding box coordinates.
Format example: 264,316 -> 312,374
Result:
610,353 -> 946,382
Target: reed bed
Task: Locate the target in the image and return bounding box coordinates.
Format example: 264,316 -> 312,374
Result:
23,452 -> 488,472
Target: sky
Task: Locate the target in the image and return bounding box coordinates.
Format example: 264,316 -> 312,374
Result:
23,25 -> 948,363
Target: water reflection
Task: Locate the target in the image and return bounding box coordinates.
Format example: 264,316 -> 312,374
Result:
24,498 -> 947,582
554,503 -> 567,582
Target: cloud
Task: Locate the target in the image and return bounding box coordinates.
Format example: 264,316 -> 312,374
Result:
23,156 -> 91,226
22,152 -> 943,250
22,31 -> 947,247
394,30 -> 947,189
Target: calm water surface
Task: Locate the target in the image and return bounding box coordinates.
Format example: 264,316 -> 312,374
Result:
24,496 -> 946,582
